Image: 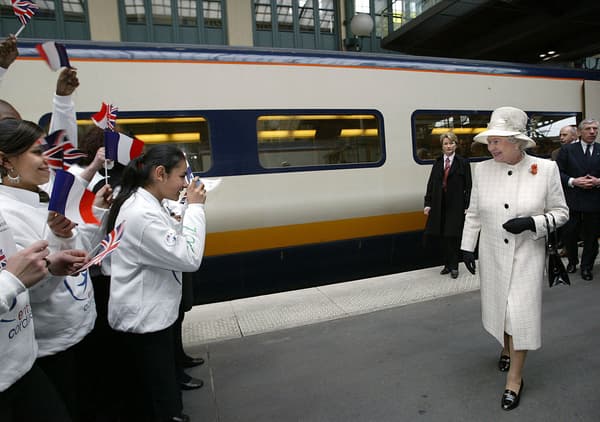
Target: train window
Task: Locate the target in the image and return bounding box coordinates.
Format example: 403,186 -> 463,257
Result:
40,113 -> 212,174
256,114 -> 382,168
413,110 -> 580,162
84,116 -> 212,173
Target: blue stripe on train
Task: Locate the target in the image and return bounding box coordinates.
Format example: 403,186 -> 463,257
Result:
191,230 -> 446,305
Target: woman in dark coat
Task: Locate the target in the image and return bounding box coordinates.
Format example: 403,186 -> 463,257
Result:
424,131 -> 472,278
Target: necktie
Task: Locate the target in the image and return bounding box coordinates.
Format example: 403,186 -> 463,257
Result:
585,143 -> 592,159
443,157 -> 450,191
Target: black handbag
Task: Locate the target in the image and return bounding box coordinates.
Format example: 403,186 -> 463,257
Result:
544,214 -> 570,287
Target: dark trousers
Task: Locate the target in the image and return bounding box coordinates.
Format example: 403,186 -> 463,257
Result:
37,341 -> 82,421
0,363 -> 71,422
564,210 -> 600,270
116,324 -> 182,422
442,235 -> 460,271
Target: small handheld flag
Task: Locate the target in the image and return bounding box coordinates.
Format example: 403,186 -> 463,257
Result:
75,222 -> 125,273
12,0 -> 38,37
42,130 -> 86,170
91,102 -> 118,130
104,131 -> 144,166
36,41 -> 71,71
48,169 -> 99,225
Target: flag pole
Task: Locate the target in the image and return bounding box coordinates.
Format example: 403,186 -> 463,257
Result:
14,24 -> 26,38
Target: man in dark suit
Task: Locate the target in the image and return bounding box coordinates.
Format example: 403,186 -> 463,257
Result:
556,118 -> 600,280
424,132 -> 472,279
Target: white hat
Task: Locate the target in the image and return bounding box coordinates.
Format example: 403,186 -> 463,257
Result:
474,106 -> 536,148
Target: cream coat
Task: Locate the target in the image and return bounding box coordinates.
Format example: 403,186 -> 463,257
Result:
461,154 -> 568,350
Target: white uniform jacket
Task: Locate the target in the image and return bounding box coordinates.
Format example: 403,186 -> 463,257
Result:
0,184 -> 107,356
461,155 -> 568,350
0,213 -> 37,392
109,188 -> 206,333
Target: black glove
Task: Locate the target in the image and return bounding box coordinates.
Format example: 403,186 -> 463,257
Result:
461,250 -> 476,275
502,217 -> 535,234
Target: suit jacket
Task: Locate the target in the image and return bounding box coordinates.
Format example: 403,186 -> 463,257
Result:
556,141 -> 600,212
424,154 -> 472,237
461,155 -> 568,350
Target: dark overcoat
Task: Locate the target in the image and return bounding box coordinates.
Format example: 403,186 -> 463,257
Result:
424,154 -> 472,237
556,141 -> 600,212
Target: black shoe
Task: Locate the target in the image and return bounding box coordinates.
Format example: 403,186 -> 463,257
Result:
171,414 -> 190,422
501,379 -> 523,411
450,270 -> 459,279
440,267 -> 450,275
581,268 -> 593,281
182,356 -> 205,368
181,377 -> 204,390
566,262 -> 577,273
498,354 -> 510,372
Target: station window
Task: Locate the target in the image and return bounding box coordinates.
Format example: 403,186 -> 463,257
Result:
256,113 -> 382,168
413,110 -> 580,162
120,0 -> 226,44
253,0 -> 339,50
0,0 -> 90,40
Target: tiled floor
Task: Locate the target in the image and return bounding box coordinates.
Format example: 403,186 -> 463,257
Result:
182,265 -> 480,346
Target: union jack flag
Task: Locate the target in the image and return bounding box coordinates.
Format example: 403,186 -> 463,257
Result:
12,0 -> 39,26
0,248 -> 6,270
91,102 -> 118,131
87,222 -> 125,268
42,130 -> 86,170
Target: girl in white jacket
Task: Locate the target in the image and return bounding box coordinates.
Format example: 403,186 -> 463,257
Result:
0,212 -> 87,421
106,145 -> 206,422
0,119 -> 109,421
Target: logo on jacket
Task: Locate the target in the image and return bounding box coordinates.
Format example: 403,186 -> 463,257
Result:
64,270 -> 91,301
165,229 -> 177,246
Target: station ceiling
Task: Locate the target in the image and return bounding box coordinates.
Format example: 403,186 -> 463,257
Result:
381,0 -> 600,64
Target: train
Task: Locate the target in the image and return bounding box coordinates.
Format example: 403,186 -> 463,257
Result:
2,40 -> 600,303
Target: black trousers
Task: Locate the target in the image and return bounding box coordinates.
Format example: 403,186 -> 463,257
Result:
0,363 -> 71,422
441,235 -> 460,271
563,210 -> 600,270
116,323 -> 182,422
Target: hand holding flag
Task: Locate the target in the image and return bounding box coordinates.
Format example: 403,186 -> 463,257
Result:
92,102 -> 118,130
12,0 -> 39,37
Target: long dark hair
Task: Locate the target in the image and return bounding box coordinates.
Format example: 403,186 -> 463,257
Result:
106,145 -> 185,232
0,119 -> 45,177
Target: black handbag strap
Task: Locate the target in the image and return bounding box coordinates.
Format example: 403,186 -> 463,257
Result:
543,213 -> 559,252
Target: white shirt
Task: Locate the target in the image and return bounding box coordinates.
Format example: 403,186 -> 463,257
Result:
0,184 -> 107,356
0,213 -> 37,392
109,188 -> 206,333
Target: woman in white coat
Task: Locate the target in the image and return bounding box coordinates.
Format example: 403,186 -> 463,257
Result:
105,145 -> 206,422
460,107 -> 568,411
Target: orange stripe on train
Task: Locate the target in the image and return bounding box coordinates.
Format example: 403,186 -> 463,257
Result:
205,212 -> 427,256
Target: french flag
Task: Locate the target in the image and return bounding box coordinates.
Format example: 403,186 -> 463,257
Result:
35,41 -> 71,71
49,169 -> 99,225
104,131 -> 144,166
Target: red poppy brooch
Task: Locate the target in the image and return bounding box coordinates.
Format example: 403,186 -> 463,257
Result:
530,163 -> 538,175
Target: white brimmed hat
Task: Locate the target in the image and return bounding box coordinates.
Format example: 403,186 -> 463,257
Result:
474,106 -> 536,148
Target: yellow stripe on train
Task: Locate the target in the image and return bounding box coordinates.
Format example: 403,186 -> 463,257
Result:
204,211 -> 427,256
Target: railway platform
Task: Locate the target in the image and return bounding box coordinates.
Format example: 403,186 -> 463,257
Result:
181,262 -> 600,421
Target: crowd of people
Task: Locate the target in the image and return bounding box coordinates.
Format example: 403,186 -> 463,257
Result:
0,35 -> 207,422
